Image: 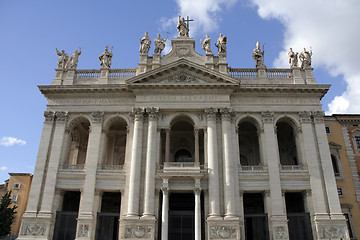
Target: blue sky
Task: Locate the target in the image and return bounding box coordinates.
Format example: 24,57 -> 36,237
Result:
0,0 -> 359,183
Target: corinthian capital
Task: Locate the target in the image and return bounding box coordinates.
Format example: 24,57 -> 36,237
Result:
146,107 -> 159,121
131,107 -> 145,121
299,111 -> 311,123
261,111 -> 274,123
205,107 -> 218,121
44,111 -> 55,122
91,111 -> 104,123
55,111 -> 68,122
219,107 -> 234,121
312,111 -> 324,123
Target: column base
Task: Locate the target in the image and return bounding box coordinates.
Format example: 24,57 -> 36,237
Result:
314,214 -> 349,240
207,217 -> 241,240
75,217 -> 95,240
17,215 -> 54,240
120,217 -> 156,240
270,215 -> 290,240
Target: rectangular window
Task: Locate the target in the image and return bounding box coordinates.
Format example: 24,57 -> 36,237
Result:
11,194 -> 18,203
325,126 -> 331,134
13,183 -> 21,189
337,187 -> 344,197
355,136 -> 360,149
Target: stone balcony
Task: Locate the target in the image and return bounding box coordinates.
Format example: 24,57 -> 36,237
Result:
162,162 -> 201,173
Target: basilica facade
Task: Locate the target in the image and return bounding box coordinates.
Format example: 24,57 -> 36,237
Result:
18,25 -> 349,240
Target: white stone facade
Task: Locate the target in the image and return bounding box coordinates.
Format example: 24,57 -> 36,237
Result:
18,35 -> 349,240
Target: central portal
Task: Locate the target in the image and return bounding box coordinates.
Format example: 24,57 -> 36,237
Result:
169,193 -> 195,240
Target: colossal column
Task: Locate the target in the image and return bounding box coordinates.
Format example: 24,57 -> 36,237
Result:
127,108 -> 145,217
205,108 -> 221,218
194,188 -> 201,240
261,111 -> 289,239
161,180 -> 169,240
76,111 -> 104,240
220,108 -> 237,218
143,107 -> 159,218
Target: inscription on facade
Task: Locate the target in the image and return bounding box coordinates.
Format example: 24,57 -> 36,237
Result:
232,98 -> 319,105
48,98 -> 133,105
138,95 -> 228,102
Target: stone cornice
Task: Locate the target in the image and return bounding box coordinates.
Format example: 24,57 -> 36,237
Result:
38,84 -> 131,95
332,114 -> 360,123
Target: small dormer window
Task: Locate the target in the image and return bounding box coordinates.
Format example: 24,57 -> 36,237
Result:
13,183 -> 21,190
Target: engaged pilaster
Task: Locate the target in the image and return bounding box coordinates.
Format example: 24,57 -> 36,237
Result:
76,111 -> 104,240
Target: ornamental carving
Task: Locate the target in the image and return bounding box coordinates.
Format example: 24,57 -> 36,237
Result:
210,226 -> 237,239
55,111 -> 68,122
312,111 -> 324,123
146,107 -> 159,121
205,108 -> 218,121
44,111 -> 55,122
78,224 -> 89,237
261,111 -> 274,123
299,111 -> 311,123
319,225 -> 346,238
91,111 -> 104,123
219,107 -> 234,121
175,46 -> 192,57
171,74 -> 193,83
125,226 -> 152,238
273,226 -> 288,239
131,107 -> 144,121
22,224 -> 46,236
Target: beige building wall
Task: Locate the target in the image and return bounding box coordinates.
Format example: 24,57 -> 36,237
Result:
326,116 -> 360,239
5,173 -> 33,235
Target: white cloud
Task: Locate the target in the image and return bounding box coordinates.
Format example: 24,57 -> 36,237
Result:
248,0 -> 360,114
0,166 -> 8,171
162,0 -> 237,37
0,137 -> 26,147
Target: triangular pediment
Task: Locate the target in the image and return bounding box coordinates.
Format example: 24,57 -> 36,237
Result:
126,59 -> 240,87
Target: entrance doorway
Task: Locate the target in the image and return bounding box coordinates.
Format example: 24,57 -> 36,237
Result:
167,192 -> 204,240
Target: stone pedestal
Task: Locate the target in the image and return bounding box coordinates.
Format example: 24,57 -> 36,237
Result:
99,68 -> 110,84
52,69 -> 65,85
270,216 -> 290,240
205,53 -> 215,70
314,214 -> 349,240
137,54 -> 149,75
291,67 -> 305,84
218,53 -> 228,74
207,219 -> 241,240
18,217 -> 54,240
64,69 -> 76,85
152,53 -> 161,69
120,217 -> 156,240
257,67 -> 267,80
304,67 -> 316,84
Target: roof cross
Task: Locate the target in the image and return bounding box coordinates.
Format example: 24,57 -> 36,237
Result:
184,16 -> 194,30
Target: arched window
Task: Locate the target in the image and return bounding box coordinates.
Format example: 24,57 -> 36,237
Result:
67,119 -> 90,166
276,122 -> 298,165
104,118 -> 127,166
175,149 -> 192,162
238,121 -> 260,166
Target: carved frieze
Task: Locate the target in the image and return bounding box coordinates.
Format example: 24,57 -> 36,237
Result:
44,111 -> 55,122
210,226 -> 238,239
125,226 -> 152,238
22,224 -> 46,236
175,45 -> 192,57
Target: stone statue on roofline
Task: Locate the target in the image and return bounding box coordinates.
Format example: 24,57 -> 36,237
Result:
288,47 -> 298,68
154,33 -> 168,54
67,48 -> 81,69
215,33 -> 227,55
177,16 -> 189,37
139,32 -> 151,55
99,45 -> 113,68
252,41 -> 266,68
299,48 -> 312,69
201,35 -> 213,55
55,48 -> 69,69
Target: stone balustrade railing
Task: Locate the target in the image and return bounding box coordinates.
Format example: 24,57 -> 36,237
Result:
266,69 -> 292,79
75,70 -> 101,79
229,68 -> 292,79
281,165 -> 308,171
109,69 -> 137,79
